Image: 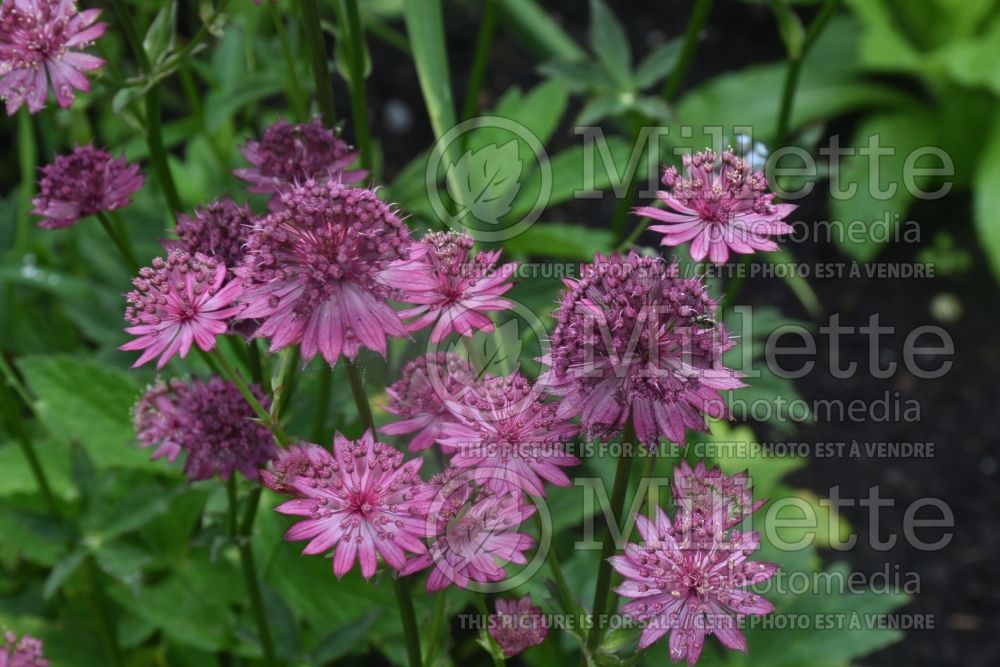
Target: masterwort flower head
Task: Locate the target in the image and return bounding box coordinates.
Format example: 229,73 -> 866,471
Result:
541,252 -> 743,446
237,181 -> 410,364
32,145 -> 143,228
402,467 -> 536,591
673,460 -> 765,531
234,118 -> 365,197
0,631 -> 47,667
610,466 -> 777,666
439,373 -> 579,496
635,148 -> 795,264
382,352 -> 481,452
275,431 -> 432,579
382,231 -> 516,343
0,0 -> 106,115
132,376 -> 276,482
171,197 -> 255,269
488,595 -> 549,657
261,441 -> 337,495
121,250 -> 244,369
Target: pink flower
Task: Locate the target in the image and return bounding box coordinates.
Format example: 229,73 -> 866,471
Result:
275,431 -> 431,579
234,118 -> 365,198
673,460 -> 764,531
32,145 -> 144,228
382,353 -> 481,452
440,374 -> 579,496
0,0 -> 106,115
0,630 -> 48,667
121,251 -> 244,369
132,376 -> 276,481
261,442 -> 336,495
383,231 -> 516,343
541,252 -> 743,446
402,468 -> 536,591
236,181 -> 410,365
488,595 -> 549,657
171,197 -> 255,269
634,149 -> 795,264
610,466 -> 777,666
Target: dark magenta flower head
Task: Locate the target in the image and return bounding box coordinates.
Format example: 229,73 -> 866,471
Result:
170,197 -> 255,269
32,145 -> 143,228
382,230 -> 517,343
634,148 -> 795,264
132,376 -> 276,482
236,181 -> 410,365
439,373 -> 580,496
0,0 -> 106,115
0,631 -> 48,667
121,251 -> 244,369
541,251 -> 743,446
382,352 -> 481,452
234,118 -> 366,198
402,466 -> 536,591
610,466 -> 777,666
274,431 -> 433,579
488,595 -> 548,657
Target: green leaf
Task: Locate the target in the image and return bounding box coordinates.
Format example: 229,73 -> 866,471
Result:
575,95 -> 628,126
633,38 -> 683,89
0,438 -> 73,499
504,222 -> 614,259
311,611 -> 381,663
588,0 -> 632,86
771,0 -> 806,58
143,1 -> 178,66
538,59 -> 617,93
15,355 -> 155,470
404,0 -> 456,145
500,0 -> 587,61
974,114 -> 1000,284
447,140 -> 523,226
43,547 -> 87,599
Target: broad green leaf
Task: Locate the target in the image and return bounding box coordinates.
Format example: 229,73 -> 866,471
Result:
539,59 -> 617,93
447,140 -> 523,226
575,95 -> 628,126
143,1 -> 178,66
0,438 -> 73,499
633,38 -> 683,89
588,0 -> 632,86
974,114 -> 1000,284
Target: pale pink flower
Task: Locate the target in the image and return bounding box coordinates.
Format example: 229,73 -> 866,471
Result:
541,252 -> 743,446
673,460 -> 764,531
0,630 -> 48,667
488,595 -> 549,657
121,251 -> 244,369
440,374 -> 579,496
634,149 -> 795,264
275,431 -> 431,579
32,145 -> 143,228
382,353 -> 481,452
236,181 -> 410,365
0,0 -> 106,114
383,231 -> 516,343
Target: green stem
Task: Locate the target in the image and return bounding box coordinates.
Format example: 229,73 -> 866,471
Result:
774,0 -> 840,146
269,347 -> 300,425
95,212 -> 140,273
267,1 -> 308,121
0,365 -> 58,516
337,0 -> 373,170
211,349 -> 291,446
301,0 -> 337,126
610,111 -> 648,241
15,109 -> 34,258
344,359 -> 423,667
226,476 -> 239,541
460,0 -> 500,122
718,254 -> 751,314
663,0 -> 714,102
475,593 -> 505,667
312,365 -> 333,442
586,420 -> 635,653
423,588 -> 447,665
85,556 -> 123,667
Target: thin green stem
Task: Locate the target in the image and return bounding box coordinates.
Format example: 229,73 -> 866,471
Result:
610,111 -> 648,241
312,365 -> 333,442
718,254 -> 751,314
85,556 -> 123,667
269,347 -> 300,424
95,212 -> 140,273
338,0 -> 373,170
267,1 -> 308,121
301,0 -> 337,126
663,0 -> 714,102
774,0 -> 840,146
474,593 -> 505,667
226,476 -> 239,541
211,349 -> 291,445
15,109 -> 35,258
460,0 -> 500,122
344,359 -> 423,667
0,369 -> 59,516
228,479 -> 277,664
587,420 -> 635,653
247,339 -> 264,386
423,588 -> 447,665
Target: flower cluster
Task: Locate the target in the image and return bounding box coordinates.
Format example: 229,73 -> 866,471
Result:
382,230 -> 516,343
171,197 -> 256,269
0,0 -> 106,115
635,149 -> 794,264
269,432 -> 432,579
0,631 -> 48,667
32,145 -> 144,228
121,251 -> 244,368
542,251 -> 743,446
235,118 -> 365,198
489,595 -> 549,657
610,464 -> 777,666
236,181 -> 410,364
133,376 -> 276,481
